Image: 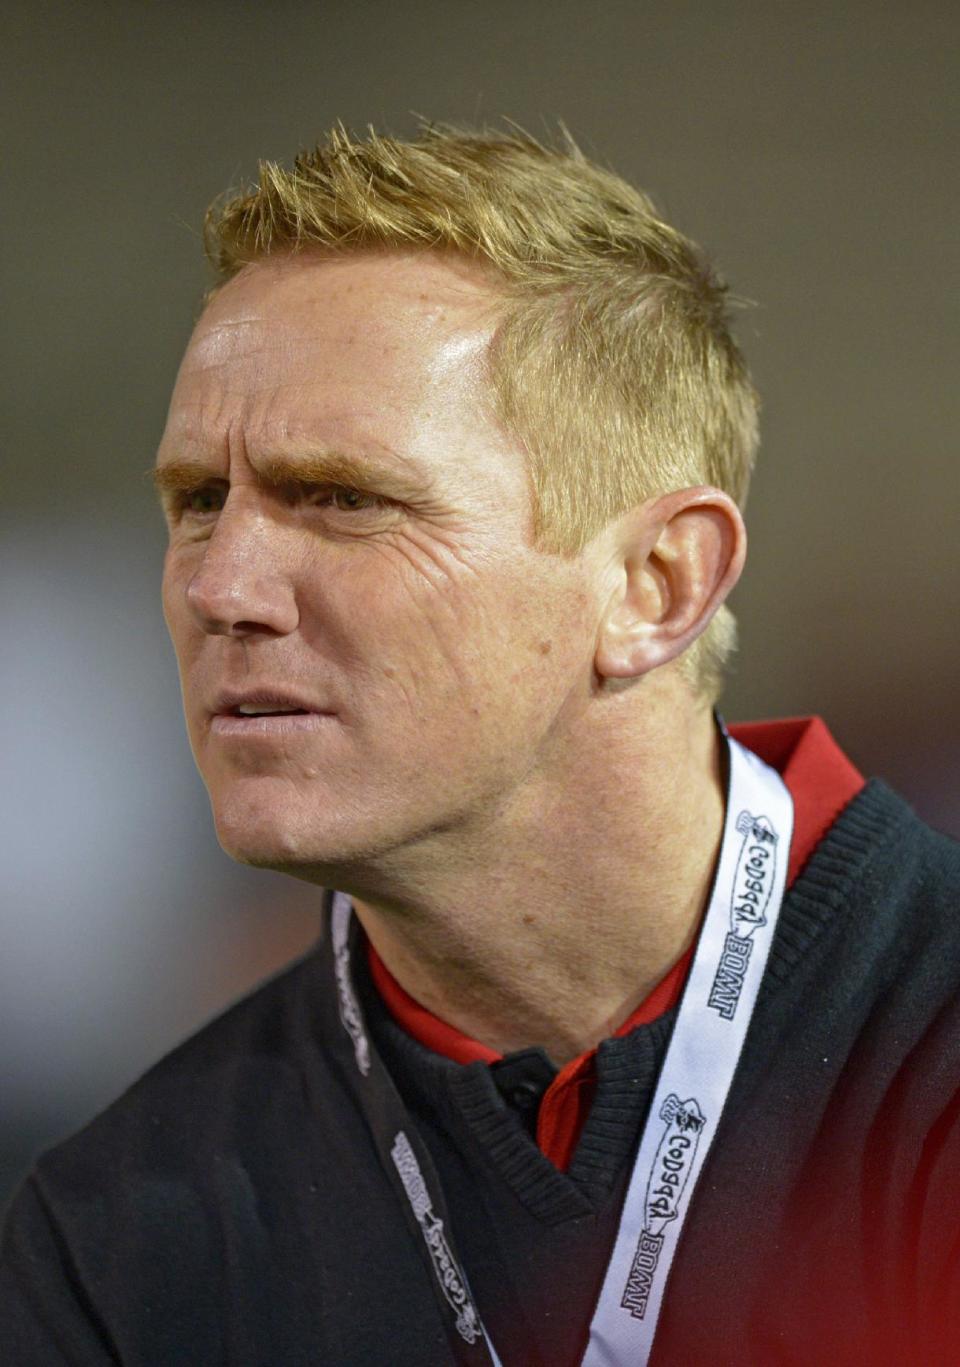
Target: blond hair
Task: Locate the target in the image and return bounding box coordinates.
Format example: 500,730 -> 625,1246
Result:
203,119 -> 760,701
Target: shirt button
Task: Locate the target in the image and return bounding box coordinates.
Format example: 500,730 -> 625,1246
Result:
507,1080 -> 543,1108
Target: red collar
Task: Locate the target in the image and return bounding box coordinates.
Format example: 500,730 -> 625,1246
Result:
366,716 -> 865,1066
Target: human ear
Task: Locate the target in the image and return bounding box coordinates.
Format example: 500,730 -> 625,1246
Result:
593,486 -> 747,682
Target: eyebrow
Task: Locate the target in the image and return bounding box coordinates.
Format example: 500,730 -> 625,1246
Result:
147,449 -> 436,510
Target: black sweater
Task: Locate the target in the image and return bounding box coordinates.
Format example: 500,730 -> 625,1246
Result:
2,780 -> 960,1366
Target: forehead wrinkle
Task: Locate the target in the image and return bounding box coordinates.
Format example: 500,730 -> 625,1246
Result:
160,394 -> 418,468
186,316 -> 297,371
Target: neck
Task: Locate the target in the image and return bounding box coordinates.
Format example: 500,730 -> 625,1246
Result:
343,679 -> 727,1068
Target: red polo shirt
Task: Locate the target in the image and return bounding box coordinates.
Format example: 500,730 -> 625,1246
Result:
368,717 -> 865,1170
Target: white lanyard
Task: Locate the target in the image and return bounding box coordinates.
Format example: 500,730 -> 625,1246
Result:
329,730 -> 794,1365
581,730 -> 793,1364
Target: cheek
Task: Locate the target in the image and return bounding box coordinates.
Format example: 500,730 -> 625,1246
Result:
159,568 -> 180,645
366,567 -> 584,735
304,589 -> 474,743
160,567 -> 195,658
160,570 -> 176,634
308,537 -> 494,681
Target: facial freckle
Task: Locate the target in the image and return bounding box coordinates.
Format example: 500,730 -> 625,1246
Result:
538,639 -> 552,655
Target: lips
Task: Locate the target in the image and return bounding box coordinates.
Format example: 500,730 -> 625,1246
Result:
211,687 -> 332,717
210,709 -> 333,739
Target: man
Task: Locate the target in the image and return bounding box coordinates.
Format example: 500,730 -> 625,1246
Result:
2,121 -> 958,1365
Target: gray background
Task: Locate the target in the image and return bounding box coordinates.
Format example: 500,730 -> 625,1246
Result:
2,0 -> 957,1214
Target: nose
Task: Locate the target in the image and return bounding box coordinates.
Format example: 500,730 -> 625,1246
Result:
184,505 -> 300,638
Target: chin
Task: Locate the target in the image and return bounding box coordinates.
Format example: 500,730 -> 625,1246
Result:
208,783 -> 387,877
214,821 -> 304,872
209,785 -> 317,868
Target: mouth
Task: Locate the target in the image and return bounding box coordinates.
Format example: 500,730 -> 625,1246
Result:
228,706 -> 310,717
209,686 -> 335,729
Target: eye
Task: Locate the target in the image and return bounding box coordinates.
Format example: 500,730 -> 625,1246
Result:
174,484 -> 226,518
309,485 -> 384,514
169,481 -> 386,521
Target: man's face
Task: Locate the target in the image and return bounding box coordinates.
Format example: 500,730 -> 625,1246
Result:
158,250 -> 606,881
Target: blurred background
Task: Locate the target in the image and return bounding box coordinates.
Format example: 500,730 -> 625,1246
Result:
2,0 -> 957,1217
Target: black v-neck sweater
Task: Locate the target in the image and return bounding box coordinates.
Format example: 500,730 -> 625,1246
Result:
2,780 -> 960,1365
